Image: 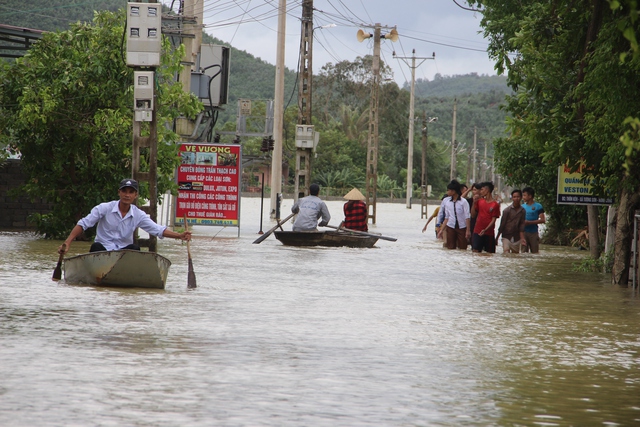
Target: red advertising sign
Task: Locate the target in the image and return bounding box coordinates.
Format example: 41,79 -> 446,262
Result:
176,143 -> 241,226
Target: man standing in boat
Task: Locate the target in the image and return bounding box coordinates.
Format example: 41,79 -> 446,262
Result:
58,179 -> 191,255
291,183 -> 331,231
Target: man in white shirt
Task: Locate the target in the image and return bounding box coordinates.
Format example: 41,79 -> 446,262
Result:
436,180 -> 471,250
58,179 -> 191,254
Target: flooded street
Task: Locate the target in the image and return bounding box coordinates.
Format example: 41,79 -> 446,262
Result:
1,197 -> 639,426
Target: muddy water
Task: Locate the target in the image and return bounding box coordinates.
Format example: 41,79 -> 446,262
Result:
1,198 -> 639,426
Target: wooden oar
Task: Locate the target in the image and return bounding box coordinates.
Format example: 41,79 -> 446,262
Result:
183,215 -> 197,289
52,243 -> 66,281
323,224 -> 398,242
252,213 -> 295,244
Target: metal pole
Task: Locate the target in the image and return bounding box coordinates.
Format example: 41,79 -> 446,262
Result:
259,172 -> 265,234
270,0 -> 286,219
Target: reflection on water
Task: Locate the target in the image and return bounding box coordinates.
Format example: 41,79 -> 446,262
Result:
1,198 -> 639,426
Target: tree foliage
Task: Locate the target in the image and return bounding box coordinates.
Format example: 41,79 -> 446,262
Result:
469,0 -> 640,279
0,9 -> 202,238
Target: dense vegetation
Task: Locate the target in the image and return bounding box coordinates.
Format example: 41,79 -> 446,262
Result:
0,9 -> 201,238
470,0 -> 640,284
0,0 -> 122,32
1,2 -> 510,235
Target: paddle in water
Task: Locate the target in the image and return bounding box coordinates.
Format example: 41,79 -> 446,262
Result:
252,213 -> 295,244
183,215 -> 197,289
323,224 -> 398,242
52,243 -> 66,281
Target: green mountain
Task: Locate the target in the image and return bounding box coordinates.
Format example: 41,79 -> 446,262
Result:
409,73 -> 510,98
2,1 -> 510,195
0,0 -> 121,31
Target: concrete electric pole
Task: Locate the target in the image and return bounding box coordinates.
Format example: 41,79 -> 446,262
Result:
420,113 -> 437,219
449,99 -> 457,181
293,0 -> 314,203
394,49 -> 434,209
270,0 -> 287,218
357,24 -> 397,224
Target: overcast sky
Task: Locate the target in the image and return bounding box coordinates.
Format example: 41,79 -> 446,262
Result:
161,0 -> 496,86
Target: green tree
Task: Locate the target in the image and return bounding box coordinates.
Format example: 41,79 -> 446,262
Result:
0,9 -> 201,238
470,0 -> 640,283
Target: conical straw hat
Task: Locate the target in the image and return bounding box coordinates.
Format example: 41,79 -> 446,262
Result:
343,188 -> 365,201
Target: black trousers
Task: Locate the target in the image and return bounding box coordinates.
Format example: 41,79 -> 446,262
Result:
89,242 -> 141,252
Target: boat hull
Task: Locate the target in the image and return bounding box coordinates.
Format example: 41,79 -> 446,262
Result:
64,250 -> 172,289
274,231 -> 378,248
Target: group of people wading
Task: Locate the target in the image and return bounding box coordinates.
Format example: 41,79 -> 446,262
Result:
57,177 -> 544,255
423,179 -> 546,254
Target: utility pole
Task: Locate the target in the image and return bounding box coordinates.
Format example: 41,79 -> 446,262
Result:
358,24 -> 397,224
126,0 -> 166,251
394,49 -> 434,209
270,0 -> 286,218
482,142 -> 488,181
449,99 -> 457,181
293,0 -> 314,202
473,126 -> 477,183
366,24 -> 381,224
175,0 -> 203,138
420,113 -> 437,219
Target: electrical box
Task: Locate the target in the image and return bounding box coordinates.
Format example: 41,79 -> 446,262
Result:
295,125 -> 319,149
126,2 -> 162,67
134,71 -> 154,122
199,44 -> 230,106
190,72 -> 211,100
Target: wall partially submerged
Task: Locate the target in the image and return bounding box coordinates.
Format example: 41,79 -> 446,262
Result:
0,159 -> 52,229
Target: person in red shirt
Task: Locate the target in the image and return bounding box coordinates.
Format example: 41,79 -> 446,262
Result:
342,188 -> 368,231
471,181 -> 501,253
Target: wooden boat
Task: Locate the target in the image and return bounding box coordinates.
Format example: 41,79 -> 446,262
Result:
63,250 -> 172,289
274,230 -> 378,248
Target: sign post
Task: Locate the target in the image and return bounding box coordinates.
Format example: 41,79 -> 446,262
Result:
176,143 -> 242,233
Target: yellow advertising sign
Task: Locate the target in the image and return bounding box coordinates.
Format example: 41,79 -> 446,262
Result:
556,164 -> 613,205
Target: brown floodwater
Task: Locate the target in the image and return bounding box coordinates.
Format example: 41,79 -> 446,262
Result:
1,198 -> 639,426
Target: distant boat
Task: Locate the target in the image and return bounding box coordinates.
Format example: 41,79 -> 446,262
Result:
274,230 -> 378,248
64,250 -> 172,289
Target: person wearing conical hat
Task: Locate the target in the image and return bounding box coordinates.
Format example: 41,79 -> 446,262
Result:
342,188 -> 368,232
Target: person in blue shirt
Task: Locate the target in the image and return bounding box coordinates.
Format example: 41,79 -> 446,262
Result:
521,186 -> 545,253
58,179 -> 191,254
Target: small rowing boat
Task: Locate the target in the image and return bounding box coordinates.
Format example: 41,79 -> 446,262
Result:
274,230 -> 378,248
63,250 -> 172,289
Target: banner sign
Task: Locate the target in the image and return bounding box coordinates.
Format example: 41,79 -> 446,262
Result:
176,143 -> 242,226
556,163 -> 613,205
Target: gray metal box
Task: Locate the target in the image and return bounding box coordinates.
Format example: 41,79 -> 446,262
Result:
199,44 -> 230,106
126,2 -> 162,67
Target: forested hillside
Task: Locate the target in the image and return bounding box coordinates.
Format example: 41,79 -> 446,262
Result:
1,0 -> 510,198
0,0 -> 121,31
410,73 -> 510,98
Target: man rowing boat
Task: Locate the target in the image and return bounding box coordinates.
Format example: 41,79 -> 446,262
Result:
58,178 -> 191,255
